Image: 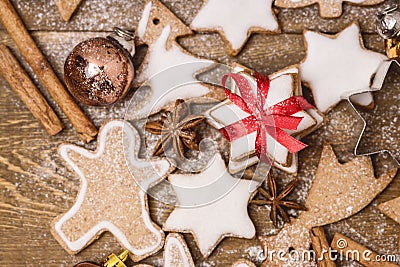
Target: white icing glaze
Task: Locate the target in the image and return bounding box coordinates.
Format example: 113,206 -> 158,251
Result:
300,23 -> 387,113
54,120 -> 171,256
163,154 -> 256,257
133,25 -> 214,119
138,2 -> 152,39
164,234 -> 195,267
191,0 -> 279,51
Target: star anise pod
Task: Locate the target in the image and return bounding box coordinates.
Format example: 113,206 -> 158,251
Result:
145,99 -> 204,160
252,172 -> 307,227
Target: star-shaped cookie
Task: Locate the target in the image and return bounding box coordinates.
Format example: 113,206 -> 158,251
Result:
51,120 -> 172,261
163,153 -> 257,257
349,60 -> 400,165
129,0 -> 223,120
191,0 -> 279,56
300,22 -> 387,113
54,0 -> 84,21
205,64 -> 324,174
275,0 -> 384,18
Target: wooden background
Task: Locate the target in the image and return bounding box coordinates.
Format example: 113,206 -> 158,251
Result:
0,0 -> 399,266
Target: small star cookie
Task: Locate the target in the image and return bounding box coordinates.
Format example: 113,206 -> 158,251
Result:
129,0 -> 223,120
275,0 -> 384,18
163,153 -> 257,257
191,0 -> 279,56
300,22 -> 387,113
51,120 -> 172,260
205,64 -> 324,174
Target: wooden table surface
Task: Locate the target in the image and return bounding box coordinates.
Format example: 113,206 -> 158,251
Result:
1,0 -> 399,266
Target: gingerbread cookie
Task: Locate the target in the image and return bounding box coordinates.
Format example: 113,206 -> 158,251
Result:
190,0 -> 279,56
378,197 -> 400,232
129,0 -> 223,120
54,0 -> 84,21
275,0 -> 384,18
51,120 -> 173,260
163,153 -> 257,257
205,63 -> 324,174
300,22 -> 387,113
259,143 -> 397,266
133,233 -> 195,267
163,233 -> 195,267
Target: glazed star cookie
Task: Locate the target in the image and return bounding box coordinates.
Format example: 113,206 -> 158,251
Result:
300,22 -> 387,113
205,63 -> 324,174
129,0 -> 223,120
54,0 -> 84,21
275,0 -> 384,18
259,143 -> 397,267
190,0 -> 279,56
163,153 -> 257,257
51,120 -> 173,261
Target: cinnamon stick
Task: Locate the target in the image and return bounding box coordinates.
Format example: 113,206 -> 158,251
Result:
310,227 -> 336,267
0,44 -> 63,135
331,232 -> 398,267
0,0 -> 97,143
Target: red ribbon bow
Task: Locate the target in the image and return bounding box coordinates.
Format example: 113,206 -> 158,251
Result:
219,72 -> 314,162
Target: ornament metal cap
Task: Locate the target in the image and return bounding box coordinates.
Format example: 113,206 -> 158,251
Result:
73,250 -> 129,267
102,250 -> 129,267
376,5 -> 400,39
109,27 -> 136,56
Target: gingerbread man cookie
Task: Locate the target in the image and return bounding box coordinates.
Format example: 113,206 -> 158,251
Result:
51,120 -> 173,261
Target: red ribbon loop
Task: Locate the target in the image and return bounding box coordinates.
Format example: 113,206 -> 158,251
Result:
219,72 -> 314,162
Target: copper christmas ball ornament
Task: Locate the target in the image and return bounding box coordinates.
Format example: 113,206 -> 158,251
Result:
64,36 -> 134,105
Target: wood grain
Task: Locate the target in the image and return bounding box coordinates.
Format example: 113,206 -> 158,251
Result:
0,44 -> 63,135
0,0 -> 399,266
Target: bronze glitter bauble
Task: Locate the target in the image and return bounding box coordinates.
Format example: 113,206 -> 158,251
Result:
64,37 -> 134,105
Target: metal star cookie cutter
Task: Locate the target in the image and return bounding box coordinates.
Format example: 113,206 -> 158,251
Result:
345,59 -> 400,166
